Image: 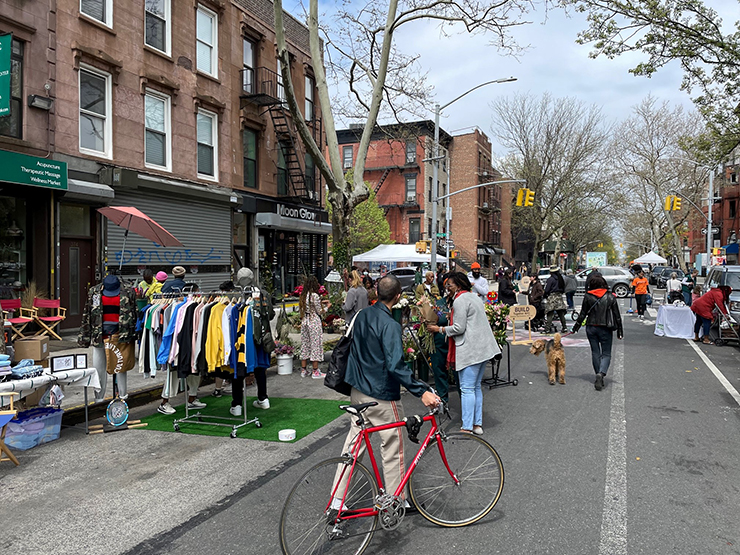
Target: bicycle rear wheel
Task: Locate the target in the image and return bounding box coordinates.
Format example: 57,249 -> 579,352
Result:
408,432 -> 504,527
279,457 -> 379,555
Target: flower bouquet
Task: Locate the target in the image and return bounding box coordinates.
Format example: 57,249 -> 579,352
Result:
275,341 -> 295,356
485,302 -> 510,346
402,335 -> 418,363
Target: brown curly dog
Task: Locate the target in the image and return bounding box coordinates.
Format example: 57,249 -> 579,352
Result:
529,332 -> 566,385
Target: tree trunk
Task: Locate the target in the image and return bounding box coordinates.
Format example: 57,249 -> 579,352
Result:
531,231 -> 542,271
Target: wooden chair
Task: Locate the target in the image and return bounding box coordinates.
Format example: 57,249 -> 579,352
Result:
0,392 -> 20,466
0,299 -> 35,340
32,298 -> 67,340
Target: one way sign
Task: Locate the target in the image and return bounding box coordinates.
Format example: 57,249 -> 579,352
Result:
701,227 -> 720,235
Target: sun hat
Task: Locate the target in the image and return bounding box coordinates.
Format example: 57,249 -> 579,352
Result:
549,265 -> 560,272
102,274 -> 121,297
172,266 -> 186,277
156,271 -> 168,282
471,262 -> 481,270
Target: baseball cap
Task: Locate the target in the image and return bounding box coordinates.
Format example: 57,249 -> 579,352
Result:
471,262 -> 481,270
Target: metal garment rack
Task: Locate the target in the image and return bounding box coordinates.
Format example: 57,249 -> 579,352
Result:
482,341 -> 518,388
151,289 -> 262,437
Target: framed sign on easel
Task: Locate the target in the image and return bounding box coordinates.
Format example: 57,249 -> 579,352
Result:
510,304 -> 537,345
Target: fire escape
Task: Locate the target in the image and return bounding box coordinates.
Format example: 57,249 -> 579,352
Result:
239,67 -> 322,204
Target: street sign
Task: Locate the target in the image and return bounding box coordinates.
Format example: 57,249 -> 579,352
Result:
701,227 -> 720,235
0,34 -> 11,117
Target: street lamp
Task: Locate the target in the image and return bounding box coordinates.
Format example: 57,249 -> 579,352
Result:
670,158 -> 722,275
430,77 -> 517,272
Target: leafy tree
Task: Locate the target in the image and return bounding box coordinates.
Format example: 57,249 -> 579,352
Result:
566,0 -> 740,151
327,187 -> 393,259
271,0 -> 537,271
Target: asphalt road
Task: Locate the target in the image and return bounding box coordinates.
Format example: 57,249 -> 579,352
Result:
122,298 -> 740,555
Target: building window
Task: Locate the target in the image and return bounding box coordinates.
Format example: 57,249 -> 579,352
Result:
145,0 -> 170,54
428,177 -> 433,203
405,175 -> 417,203
79,66 -> 112,158
144,92 -> 170,170
406,140 -> 416,164
81,0 -> 113,27
196,109 -> 217,178
732,173 -> 738,184
730,199 -> 737,219
242,38 -> 255,93
243,128 -> 257,188
343,145 -> 353,169
305,75 -> 315,121
196,5 -> 218,77
305,153 -> 316,195
277,145 -> 288,195
0,39 -> 23,139
409,219 -> 420,243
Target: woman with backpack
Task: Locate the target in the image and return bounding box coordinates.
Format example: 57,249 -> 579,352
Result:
572,275 -> 623,391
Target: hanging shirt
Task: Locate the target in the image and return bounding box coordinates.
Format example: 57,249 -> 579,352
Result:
157,300 -> 187,365
205,303 -> 227,372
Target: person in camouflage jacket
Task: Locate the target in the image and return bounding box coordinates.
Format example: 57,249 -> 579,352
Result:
77,282 -> 138,348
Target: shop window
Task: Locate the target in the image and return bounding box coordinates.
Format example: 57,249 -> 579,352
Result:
409,219 -> 420,243
145,0 -> 170,54
60,205 -> 91,236
305,74 -> 314,121
196,5 -> 218,77
305,153 -> 316,195
242,38 -> 256,93
196,108 -> 217,179
277,144 -> 288,195
0,196 -> 27,288
405,175 -> 417,203
342,145 -> 353,169
406,140 -> 416,164
233,211 -> 250,269
144,91 -> 170,170
79,66 -> 112,158
243,128 -> 257,188
0,38 -> 23,139
81,0 -> 113,27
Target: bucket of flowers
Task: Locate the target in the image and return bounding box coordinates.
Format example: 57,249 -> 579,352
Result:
275,341 -> 296,375
485,302 -> 510,346
402,334 -> 418,372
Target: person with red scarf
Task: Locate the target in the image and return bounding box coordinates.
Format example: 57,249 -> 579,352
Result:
426,272 -> 500,434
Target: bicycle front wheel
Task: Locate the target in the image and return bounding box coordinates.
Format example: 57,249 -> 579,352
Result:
279,457 -> 379,555
408,432 -> 504,527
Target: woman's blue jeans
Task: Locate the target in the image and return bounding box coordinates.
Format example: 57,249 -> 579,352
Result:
458,361 -> 487,430
586,325 -> 614,375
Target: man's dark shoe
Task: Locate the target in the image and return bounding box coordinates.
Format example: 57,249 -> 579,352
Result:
595,373 -> 604,391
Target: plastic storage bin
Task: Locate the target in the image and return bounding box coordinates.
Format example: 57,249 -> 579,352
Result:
4,407 -> 63,450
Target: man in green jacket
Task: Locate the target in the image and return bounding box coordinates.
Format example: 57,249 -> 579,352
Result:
333,275 -> 440,508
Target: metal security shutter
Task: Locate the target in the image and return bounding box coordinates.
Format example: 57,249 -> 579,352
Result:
107,190 -> 231,291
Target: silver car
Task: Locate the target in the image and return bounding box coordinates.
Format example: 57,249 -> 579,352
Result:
575,266 -> 633,298
703,265 -> 740,324
389,267 -> 418,292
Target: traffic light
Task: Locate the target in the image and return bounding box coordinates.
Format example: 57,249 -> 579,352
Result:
516,188 -> 525,206
598,243 -> 603,248
672,197 -> 682,211
415,241 -> 427,254
524,189 -> 535,207
664,195 -> 674,211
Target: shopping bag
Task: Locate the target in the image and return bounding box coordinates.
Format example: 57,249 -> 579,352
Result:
325,312 -> 360,396
416,297 -> 438,324
104,334 -> 135,374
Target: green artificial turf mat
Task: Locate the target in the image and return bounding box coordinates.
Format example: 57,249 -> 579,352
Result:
137,395 -> 345,442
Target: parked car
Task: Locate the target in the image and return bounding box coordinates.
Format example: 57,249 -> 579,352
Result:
575,266 -> 633,297
703,265 -> 740,325
649,265 -> 668,285
656,268 -> 685,290
537,268 -> 551,285
389,267 -> 418,292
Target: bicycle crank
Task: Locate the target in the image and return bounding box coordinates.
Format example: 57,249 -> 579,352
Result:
375,494 -> 405,530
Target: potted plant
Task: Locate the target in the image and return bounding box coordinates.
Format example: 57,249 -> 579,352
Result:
275,340 -> 296,375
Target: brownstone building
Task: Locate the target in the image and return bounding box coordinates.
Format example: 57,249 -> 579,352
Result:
0,0 -> 327,326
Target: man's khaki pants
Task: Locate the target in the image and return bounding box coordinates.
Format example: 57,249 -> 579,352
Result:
333,388 -> 406,502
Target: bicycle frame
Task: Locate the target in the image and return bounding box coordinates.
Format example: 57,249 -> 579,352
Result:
327,411 -> 459,523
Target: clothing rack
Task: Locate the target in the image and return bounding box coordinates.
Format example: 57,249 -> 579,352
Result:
148,288 -> 263,436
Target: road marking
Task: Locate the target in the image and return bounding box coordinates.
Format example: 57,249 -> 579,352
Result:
598,342 -> 627,555
647,308 -> 657,317
686,340 -> 740,406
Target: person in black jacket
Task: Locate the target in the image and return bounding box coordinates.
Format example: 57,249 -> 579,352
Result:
544,266 -> 569,333
497,268 -> 517,306
572,275 -> 623,391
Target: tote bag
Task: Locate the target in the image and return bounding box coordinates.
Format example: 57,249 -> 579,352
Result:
324,312 -> 360,396
104,334 -> 135,374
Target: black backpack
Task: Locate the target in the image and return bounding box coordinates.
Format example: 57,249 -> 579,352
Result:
324,312 -> 360,396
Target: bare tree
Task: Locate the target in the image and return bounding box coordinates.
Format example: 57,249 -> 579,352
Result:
272,0 -> 537,269
610,96 -> 706,270
491,93 -> 613,269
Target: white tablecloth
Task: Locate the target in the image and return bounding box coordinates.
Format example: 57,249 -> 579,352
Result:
654,305 -> 696,339
0,368 -> 100,406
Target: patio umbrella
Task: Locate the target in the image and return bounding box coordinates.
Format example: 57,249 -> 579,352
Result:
98,206 -> 183,269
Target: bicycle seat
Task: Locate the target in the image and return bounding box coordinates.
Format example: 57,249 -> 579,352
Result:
339,402 -> 378,415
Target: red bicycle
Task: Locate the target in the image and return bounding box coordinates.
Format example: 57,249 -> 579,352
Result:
279,401 -> 505,555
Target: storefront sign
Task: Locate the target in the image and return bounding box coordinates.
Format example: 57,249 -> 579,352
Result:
277,203 -> 317,222
0,149 -> 68,190
0,34 -> 10,116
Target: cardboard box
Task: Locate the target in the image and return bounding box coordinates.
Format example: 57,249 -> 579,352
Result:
13,336 -> 49,362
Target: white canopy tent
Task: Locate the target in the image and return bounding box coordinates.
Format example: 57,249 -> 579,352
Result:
633,251 -> 667,265
352,244 -> 448,264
